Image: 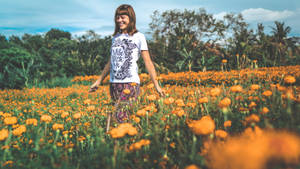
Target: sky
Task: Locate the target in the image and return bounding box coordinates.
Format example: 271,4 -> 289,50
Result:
1,0 -> 300,39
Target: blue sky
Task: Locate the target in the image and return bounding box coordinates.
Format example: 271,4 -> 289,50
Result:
1,0 -> 299,38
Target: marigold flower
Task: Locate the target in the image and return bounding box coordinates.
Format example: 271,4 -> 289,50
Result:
215,129 -> 228,139
26,118 -> 38,126
188,116 -> 215,135
4,116 -> 17,125
230,85 -> 243,93
41,115 -> 52,123
260,107 -> 269,115
284,75 -> 296,84
147,94 -> 157,101
222,59 -> 227,63
0,129 -> 9,141
248,101 -> 257,109
163,97 -> 175,105
262,90 -> 272,97
175,99 -> 185,107
210,87 -> 222,97
184,164 -> 200,169
250,84 -> 260,90
198,97 -> 209,104
136,109 -> 147,117
52,123 -> 64,131
224,120 -> 232,127
83,99 -> 91,105
87,105 -> 95,111
61,111 -> 69,119
245,114 -> 260,124
73,112 -> 81,119
123,89 -> 131,95
109,123 -> 138,139
12,125 -> 26,136
218,97 -> 231,108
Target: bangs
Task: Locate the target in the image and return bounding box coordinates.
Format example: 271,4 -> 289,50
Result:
116,9 -> 129,16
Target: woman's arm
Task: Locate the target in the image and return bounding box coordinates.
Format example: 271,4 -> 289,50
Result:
141,50 -> 165,96
89,59 -> 111,92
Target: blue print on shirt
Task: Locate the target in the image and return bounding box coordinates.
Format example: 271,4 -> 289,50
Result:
111,38 -> 138,80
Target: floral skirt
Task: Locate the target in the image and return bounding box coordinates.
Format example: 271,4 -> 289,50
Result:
110,83 -> 140,123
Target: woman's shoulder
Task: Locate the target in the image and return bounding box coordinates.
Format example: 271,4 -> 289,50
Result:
133,32 -> 146,39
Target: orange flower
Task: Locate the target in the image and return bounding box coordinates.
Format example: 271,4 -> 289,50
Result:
164,97 -> 175,105
147,94 -> 157,101
25,118 -> 38,126
188,116 -> 215,135
52,123 -> 64,131
222,59 -> 227,63
230,85 -> 243,93
250,84 -> 260,90
41,115 -> 52,123
198,97 -> 208,104
218,97 -> 231,108
224,120 -> 232,127
262,90 -> 272,97
248,101 -> 257,109
136,109 -> 147,117
0,129 -> 9,141
109,123 -> 138,139
245,114 -> 260,124
12,125 -> 26,136
73,112 -> 81,119
175,99 -> 185,107
215,129 -> 228,139
260,107 -> 269,115
123,89 -> 131,95
4,116 -> 17,125
184,164 -> 200,169
284,75 -> 296,84
210,87 -> 221,97
61,111 -> 69,118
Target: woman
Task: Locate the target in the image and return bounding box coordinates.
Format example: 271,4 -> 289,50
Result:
89,4 -> 165,123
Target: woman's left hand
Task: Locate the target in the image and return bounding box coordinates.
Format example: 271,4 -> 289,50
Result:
155,86 -> 166,97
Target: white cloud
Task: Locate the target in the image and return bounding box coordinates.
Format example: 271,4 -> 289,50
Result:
213,12 -> 227,20
241,8 -> 294,22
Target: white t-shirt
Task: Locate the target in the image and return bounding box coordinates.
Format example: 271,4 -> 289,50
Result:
110,32 -> 148,84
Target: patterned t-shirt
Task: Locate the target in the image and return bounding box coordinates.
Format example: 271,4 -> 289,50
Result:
110,32 -> 148,84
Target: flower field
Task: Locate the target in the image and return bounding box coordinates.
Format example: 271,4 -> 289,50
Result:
0,65 -> 300,169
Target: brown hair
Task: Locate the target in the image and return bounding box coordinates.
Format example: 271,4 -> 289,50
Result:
113,4 -> 138,36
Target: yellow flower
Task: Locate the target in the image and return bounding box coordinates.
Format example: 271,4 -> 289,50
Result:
4,116 -> 17,125
61,111 -> 69,119
163,97 -> 175,105
147,94 -> 157,101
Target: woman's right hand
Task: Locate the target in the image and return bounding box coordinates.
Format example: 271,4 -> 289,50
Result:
89,81 -> 100,93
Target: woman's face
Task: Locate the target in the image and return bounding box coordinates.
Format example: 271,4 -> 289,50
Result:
116,15 -> 130,33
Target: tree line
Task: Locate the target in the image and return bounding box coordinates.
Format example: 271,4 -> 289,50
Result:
1,8 -> 299,89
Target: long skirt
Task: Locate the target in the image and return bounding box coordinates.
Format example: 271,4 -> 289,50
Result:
109,82 -> 140,123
